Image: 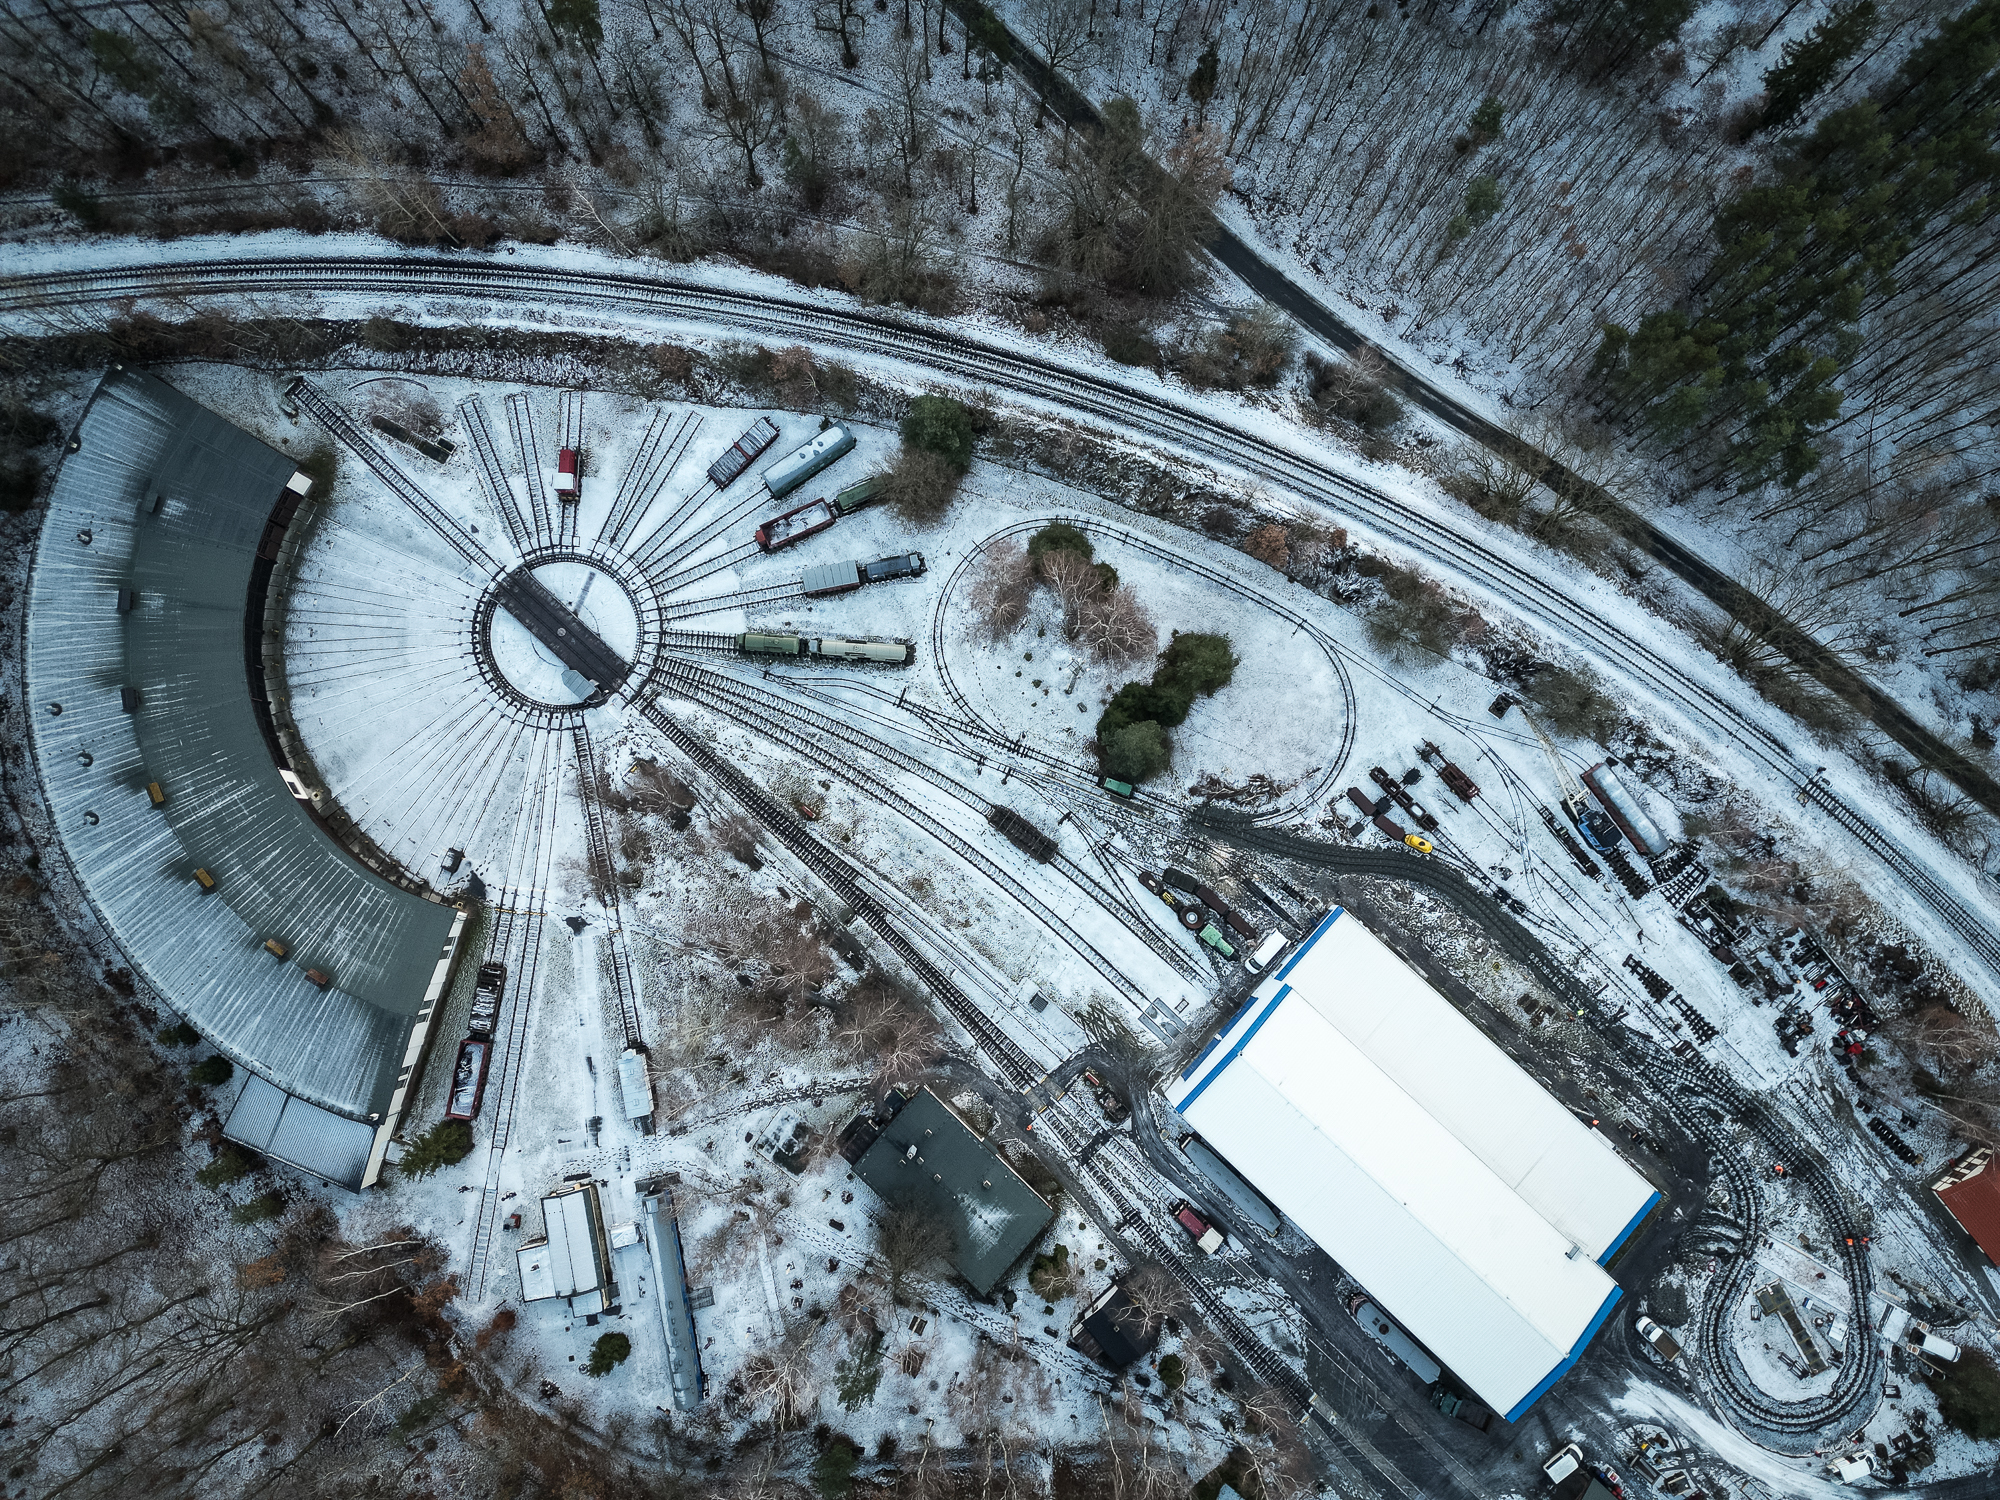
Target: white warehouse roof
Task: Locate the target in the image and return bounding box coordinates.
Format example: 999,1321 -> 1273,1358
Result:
518,1184 -> 609,1311
1165,908 -> 1659,1421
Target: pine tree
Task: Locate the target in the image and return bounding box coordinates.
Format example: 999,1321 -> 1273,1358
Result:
1759,0 -> 1877,133
1187,43 -> 1218,132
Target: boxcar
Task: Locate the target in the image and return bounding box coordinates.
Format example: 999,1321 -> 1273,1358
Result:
763,422 -> 856,497
802,561 -> 865,597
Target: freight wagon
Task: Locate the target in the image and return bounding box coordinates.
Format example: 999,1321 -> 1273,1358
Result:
755,497 -> 838,552
707,417 -> 781,488
987,805 -> 1058,863
444,1037 -> 491,1122
830,476 -> 882,515
801,553 -> 928,597
763,422 -> 857,497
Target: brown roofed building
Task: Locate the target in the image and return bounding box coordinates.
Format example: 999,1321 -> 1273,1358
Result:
1931,1146 -> 2000,1266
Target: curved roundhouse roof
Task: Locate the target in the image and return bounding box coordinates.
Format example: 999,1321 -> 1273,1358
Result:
26,368 -> 457,1127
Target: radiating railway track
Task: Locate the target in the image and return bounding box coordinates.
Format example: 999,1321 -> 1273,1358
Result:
41,253 -> 1983,981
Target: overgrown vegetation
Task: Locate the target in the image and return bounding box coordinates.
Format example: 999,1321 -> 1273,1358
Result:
585,1331 -> 632,1376
1096,631 -> 1239,783
1922,1346 -> 2000,1441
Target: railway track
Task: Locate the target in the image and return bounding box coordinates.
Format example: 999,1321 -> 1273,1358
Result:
48,252 -> 1984,981
662,579 -> 804,621
599,408 -> 700,552
555,390 -> 583,552
647,655 -> 1185,1009
1671,1055 -> 1883,1440
667,654 -> 1202,982
570,718 -> 644,1049
464,727 -> 566,1299
629,690 -> 1045,1091
459,394 -> 535,552
505,392 -> 555,549
929,518 -> 1358,827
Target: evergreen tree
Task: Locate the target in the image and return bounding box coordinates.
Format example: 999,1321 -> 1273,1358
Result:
1187,44 -> 1219,132
1467,94 -> 1504,145
1758,0 -> 1876,133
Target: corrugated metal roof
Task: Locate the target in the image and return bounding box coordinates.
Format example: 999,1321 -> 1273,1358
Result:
853,1088 -> 1053,1296
518,1185 -> 606,1301
224,1074 -> 377,1190
1935,1148 -> 2000,1266
25,368 -> 456,1121
1166,908 -> 1644,1418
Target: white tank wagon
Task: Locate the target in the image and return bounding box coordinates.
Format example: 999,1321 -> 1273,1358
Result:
762,422 -> 856,497
1581,758 -> 1672,857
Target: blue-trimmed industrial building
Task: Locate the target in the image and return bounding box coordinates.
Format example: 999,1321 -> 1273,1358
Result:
1166,908 -> 1660,1422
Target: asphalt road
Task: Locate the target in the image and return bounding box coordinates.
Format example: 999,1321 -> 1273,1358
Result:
944,0 -> 2000,823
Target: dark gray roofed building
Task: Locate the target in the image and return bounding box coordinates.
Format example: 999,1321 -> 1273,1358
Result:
1069,1281 -> 1163,1370
25,368 -> 466,1190
852,1088 -> 1053,1297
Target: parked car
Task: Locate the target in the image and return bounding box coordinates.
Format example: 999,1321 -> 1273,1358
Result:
1244,931 -> 1289,972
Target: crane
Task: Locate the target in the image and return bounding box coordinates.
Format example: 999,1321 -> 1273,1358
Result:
1515,705 -> 1623,854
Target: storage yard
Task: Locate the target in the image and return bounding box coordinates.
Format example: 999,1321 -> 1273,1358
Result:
14,361 -> 2000,1499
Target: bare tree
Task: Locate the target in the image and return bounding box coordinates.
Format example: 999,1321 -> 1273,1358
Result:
1021,0 -> 1097,124
1039,548 -> 1101,640
1074,581 -> 1158,664
739,1316 -> 821,1427
876,1203 -> 954,1304
969,538 -> 1034,640
835,983 -> 942,1085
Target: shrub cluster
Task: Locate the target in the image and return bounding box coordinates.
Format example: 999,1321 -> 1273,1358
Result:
880,393 -> 976,524
1095,631 -> 1238,784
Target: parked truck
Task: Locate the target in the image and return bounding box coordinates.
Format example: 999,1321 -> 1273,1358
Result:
1635,1314 -> 1682,1362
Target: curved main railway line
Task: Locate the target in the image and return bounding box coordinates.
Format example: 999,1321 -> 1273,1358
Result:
17,252 -> 1980,981
88,259 -> 1928,1458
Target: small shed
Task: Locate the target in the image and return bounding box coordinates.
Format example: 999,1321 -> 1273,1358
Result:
1069,1281 -> 1163,1370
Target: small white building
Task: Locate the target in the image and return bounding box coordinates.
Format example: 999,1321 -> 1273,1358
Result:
1165,906 -> 1661,1421
517,1181 -> 613,1315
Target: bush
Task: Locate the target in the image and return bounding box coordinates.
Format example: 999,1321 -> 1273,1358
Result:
879,447 -> 963,525
1028,521 -> 1093,572
1924,1347 -> 2000,1441
231,1191 -> 284,1225
158,1020 -> 201,1047
1100,720 -> 1171,783
1527,663 -> 1620,741
1170,308 -> 1295,390
900,394 -> 974,471
585,1331 -> 632,1377
1100,321 -> 1160,367
190,1055 -> 234,1088
812,1437 -> 861,1499
1098,680 -> 1191,737
196,1142 -> 255,1189
1159,631 -> 1238,696
1158,1352 -> 1186,1390
398,1119 -> 474,1179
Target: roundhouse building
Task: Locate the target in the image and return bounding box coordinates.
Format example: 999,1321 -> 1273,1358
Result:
26,368 -> 466,1190
1166,907 -> 1661,1421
